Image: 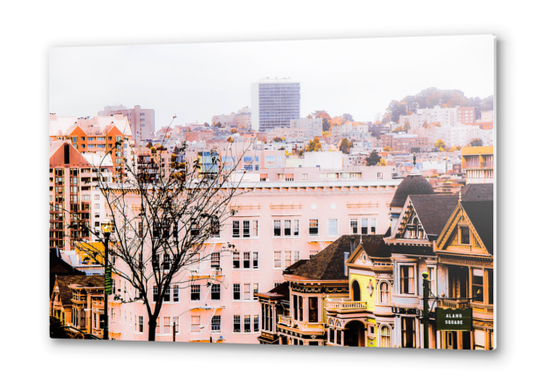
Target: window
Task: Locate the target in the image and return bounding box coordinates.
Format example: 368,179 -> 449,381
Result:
284,251 -> 291,267
294,251 -> 300,263
293,220 -> 300,236
191,285 -> 200,301
380,325 -> 391,348
350,219 -> 358,234
309,219 -> 319,236
253,283 -> 259,300
472,269 -> 484,303
211,316 -> 221,332
163,317 -> 171,334
328,219 -> 338,236
233,315 -> 241,333
371,218 -> 377,234
138,316 -> 144,333
361,218 -> 368,235
211,252 -> 220,268
274,220 -> 281,236
233,284 -> 240,300
233,252 -> 240,269
309,297 -> 318,323
191,316 -> 201,332
172,285 -> 179,302
211,284 -> 221,300
252,220 -> 259,237
153,286 -> 159,302
460,226 -> 470,244
244,315 -> 251,332
243,220 -> 250,237
400,265 -> 415,294
274,251 -> 282,268
243,252 -> 250,269
244,284 -> 251,300
253,315 -> 260,332
380,282 -> 390,304
232,221 -> 240,238
253,252 -> 259,269
284,220 -> 291,236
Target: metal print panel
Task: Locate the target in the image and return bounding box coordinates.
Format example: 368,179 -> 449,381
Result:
49,35 -> 495,350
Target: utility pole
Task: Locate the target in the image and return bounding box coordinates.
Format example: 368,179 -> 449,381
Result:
422,271 -> 429,349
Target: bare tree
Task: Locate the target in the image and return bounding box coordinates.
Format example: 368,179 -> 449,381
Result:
76,130 -> 252,341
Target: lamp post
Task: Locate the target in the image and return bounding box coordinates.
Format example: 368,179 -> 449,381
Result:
101,222 -> 113,340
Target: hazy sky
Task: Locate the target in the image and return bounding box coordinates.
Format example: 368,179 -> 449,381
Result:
49,35 -> 494,129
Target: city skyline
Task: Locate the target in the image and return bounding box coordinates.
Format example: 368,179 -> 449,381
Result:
49,35 -> 494,130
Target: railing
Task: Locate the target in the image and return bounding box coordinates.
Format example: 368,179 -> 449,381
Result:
296,321 -> 325,333
325,299 -> 367,312
439,299 -> 470,310
278,315 -> 294,327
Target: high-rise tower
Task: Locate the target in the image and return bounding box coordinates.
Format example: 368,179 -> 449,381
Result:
251,78 -> 300,132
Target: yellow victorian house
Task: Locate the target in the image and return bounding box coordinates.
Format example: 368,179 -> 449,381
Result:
435,184 -> 494,350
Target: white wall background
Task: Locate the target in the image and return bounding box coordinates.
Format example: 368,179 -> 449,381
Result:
3,1 -> 536,383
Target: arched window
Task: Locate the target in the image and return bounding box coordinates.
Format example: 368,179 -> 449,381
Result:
352,280 -> 361,302
380,325 -> 391,348
380,281 -> 389,304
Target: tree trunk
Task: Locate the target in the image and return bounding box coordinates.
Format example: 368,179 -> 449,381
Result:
148,316 -> 157,341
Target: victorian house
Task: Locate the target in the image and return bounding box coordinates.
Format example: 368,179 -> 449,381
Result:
326,234 -> 393,347
257,235 -> 360,346
435,184 -> 494,350
50,275 -> 105,339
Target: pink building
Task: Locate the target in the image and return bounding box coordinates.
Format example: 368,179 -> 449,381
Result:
106,170 -> 401,343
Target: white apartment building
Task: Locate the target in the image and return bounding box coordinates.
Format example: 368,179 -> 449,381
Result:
251,78 -> 300,132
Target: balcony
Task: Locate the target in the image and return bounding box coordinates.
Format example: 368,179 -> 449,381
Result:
325,298 -> 368,313
295,320 -> 325,333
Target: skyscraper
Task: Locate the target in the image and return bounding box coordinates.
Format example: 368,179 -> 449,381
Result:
251,78 -> 300,132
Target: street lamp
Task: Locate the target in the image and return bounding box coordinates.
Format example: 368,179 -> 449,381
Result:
101,221 -> 113,340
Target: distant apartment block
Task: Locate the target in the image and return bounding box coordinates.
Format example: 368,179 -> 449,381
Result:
98,105 -> 155,146
212,107 -> 251,129
251,78 -> 300,132
380,133 -> 430,152
480,110 -> 494,122
290,118 -> 323,139
456,107 -> 475,124
461,146 -> 494,184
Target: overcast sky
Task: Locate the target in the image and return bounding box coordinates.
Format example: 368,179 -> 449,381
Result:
49,34 -> 494,129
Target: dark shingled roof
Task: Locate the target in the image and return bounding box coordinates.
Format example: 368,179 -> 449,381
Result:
462,200 -> 494,254
54,275 -> 105,308
50,248 -> 85,296
360,235 -> 392,258
292,235 -> 360,280
461,183 -> 494,202
410,194 -> 459,236
390,174 -> 434,208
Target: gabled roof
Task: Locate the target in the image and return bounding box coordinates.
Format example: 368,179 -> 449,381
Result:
290,235 -> 360,280
462,200 -> 494,254
390,173 -> 434,209
360,235 -> 392,258
409,194 -> 459,236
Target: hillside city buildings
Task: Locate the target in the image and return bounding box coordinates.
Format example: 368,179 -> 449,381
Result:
49,81 -> 495,349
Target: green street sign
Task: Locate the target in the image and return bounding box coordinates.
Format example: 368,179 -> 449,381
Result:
436,307 -> 472,331
105,266 -> 112,295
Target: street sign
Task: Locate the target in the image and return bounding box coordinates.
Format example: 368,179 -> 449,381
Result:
436,307 -> 472,331
105,266 -> 112,295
